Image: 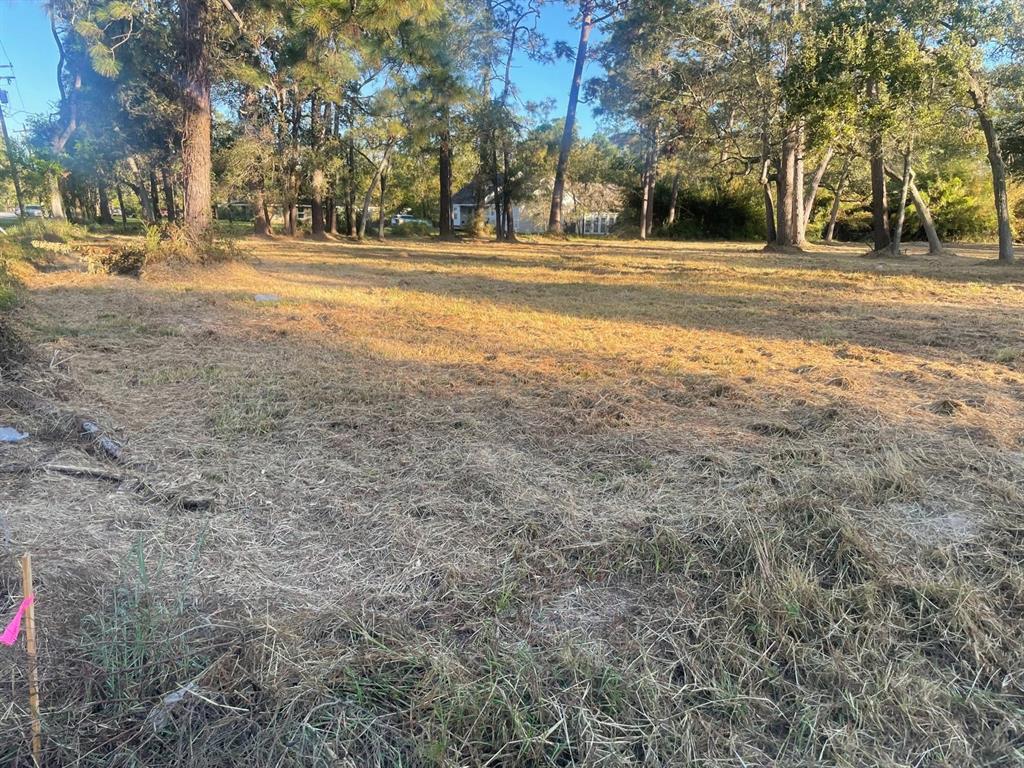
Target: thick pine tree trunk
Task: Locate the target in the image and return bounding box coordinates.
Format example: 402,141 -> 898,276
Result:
180,0 -> 213,240
969,80 -> 1014,262
98,186 -> 114,224
548,2 -> 594,234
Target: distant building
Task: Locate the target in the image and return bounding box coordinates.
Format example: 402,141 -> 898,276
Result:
451,180 -> 623,235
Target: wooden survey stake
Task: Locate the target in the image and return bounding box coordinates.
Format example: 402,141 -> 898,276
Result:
20,553 -> 41,767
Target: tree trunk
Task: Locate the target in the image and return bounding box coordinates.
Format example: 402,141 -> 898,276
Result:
180,0 -> 213,240
347,138 -> 357,237
869,131 -> 890,252
97,185 -> 115,224
310,92 -> 325,238
149,169 -> 162,222
326,196 -> 337,234
126,158 -> 154,222
439,125 -> 453,238
969,79 -> 1014,262
0,102 -> 25,217
253,188 -> 271,236
359,148 -> 392,240
359,174 -> 374,239
890,143 -> 912,256
286,200 -> 297,236
884,163 -> 941,254
473,140 -> 488,236
639,164 -> 649,241
161,169 -> 177,223
644,167 -> 655,235
378,169 -> 387,240
311,168 -> 326,237
666,171 -> 680,226
128,183 -> 152,223
759,122 -> 775,244
792,122 -> 806,244
115,185 -> 128,229
548,2 -> 594,233
775,127 -> 796,246
501,148 -> 516,242
824,157 -> 850,243
491,142 -> 504,241
802,145 -> 834,232
47,171 -> 66,221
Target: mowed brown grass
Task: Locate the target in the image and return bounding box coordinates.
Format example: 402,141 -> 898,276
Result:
2,236 -> 1023,766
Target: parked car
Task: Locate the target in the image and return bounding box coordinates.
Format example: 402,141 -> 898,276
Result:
19,205 -> 46,218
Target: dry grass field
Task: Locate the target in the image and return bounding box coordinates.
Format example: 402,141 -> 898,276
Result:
2,235 -> 1024,766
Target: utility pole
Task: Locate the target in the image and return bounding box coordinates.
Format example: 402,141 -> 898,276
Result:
0,65 -> 26,218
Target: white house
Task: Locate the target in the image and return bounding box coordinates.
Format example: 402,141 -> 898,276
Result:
451,180 -> 623,235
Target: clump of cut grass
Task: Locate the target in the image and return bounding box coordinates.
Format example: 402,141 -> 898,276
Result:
142,224 -> 242,267
80,243 -> 147,276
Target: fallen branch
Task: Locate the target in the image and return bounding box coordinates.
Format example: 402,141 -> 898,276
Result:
1,462 -> 124,483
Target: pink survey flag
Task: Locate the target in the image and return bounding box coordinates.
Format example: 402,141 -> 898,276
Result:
0,595 -> 33,646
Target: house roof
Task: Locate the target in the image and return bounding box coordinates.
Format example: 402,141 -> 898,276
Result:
452,177 -> 504,206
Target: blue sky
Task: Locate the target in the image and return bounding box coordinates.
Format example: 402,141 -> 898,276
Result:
0,0 -> 603,138
0,0 -> 59,138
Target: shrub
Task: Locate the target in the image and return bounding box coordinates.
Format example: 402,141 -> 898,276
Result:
0,252 -> 17,310
390,221 -> 434,238
915,174 -> 996,241
659,186 -> 767,241
80,244 -> 147,276
143,224 -> 241,266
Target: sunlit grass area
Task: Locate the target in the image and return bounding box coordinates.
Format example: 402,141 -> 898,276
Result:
2,236 -> 1023,765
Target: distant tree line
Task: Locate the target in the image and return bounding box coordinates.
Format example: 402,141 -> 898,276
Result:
0,0 -> 1022,259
